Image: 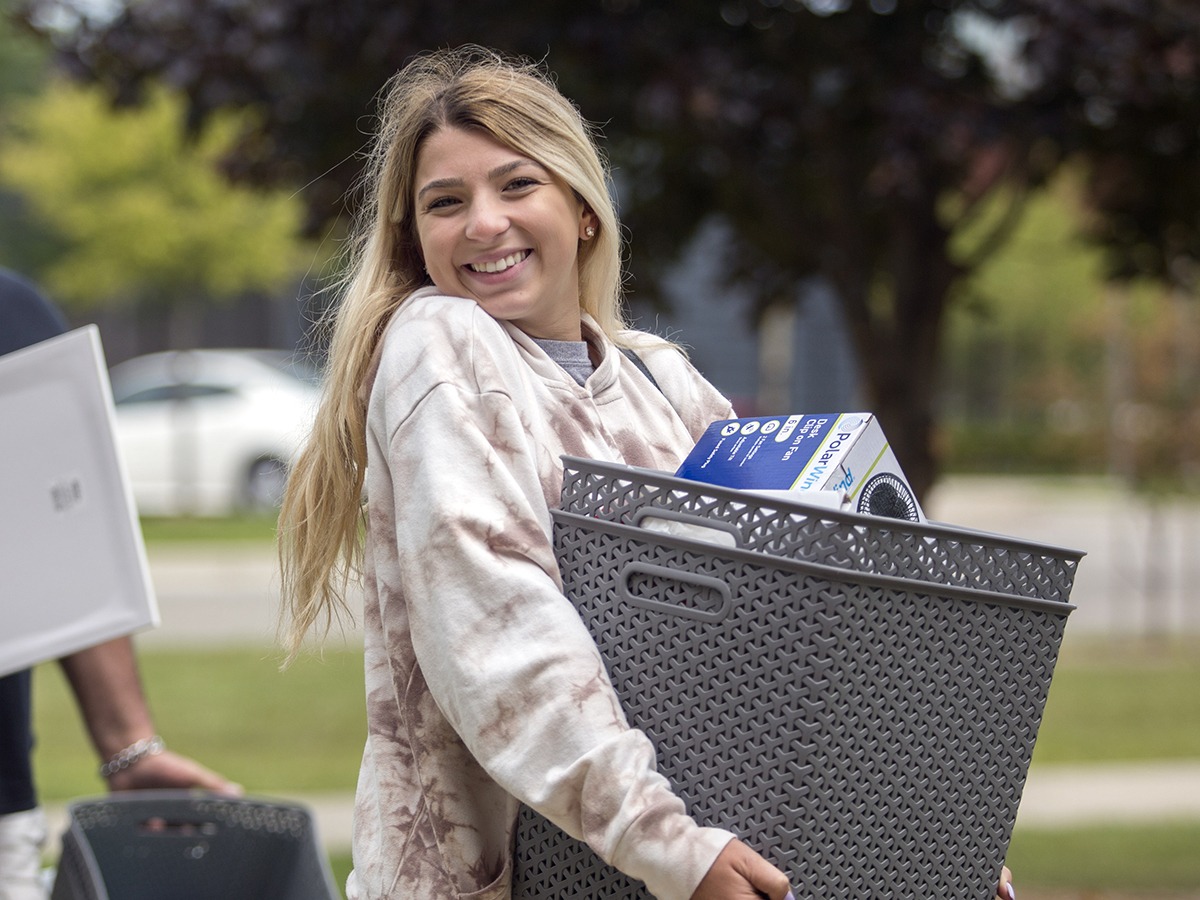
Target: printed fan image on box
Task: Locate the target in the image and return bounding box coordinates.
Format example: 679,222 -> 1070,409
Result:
675,412 -> 925,522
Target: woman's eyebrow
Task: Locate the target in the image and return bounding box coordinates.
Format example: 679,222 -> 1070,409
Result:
416,159 -> 543,201
416,176 -> 463,200
489,158 -> 540,180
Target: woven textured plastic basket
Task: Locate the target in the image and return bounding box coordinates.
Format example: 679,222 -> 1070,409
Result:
51,792 -> 339,900
512,497 -> 1077,900
558,455 -> 1082,602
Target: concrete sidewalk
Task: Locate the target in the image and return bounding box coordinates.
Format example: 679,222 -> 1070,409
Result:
295,757 -> 1200,841
134,475 -> 1200,649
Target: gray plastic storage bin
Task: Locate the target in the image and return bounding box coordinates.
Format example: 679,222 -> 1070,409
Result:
51,792 -> 339,900
513,468 -> 1079,899
558,455 -> 1082,602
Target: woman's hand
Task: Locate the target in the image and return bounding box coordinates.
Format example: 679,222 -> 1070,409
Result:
995,865 -> 1015,900
689,838 -> 792,900
690,848 -> 1010,900
106,749 -> 244,797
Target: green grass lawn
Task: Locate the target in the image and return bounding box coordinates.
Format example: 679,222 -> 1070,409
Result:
33,647 -> 365,800
33,637 -> 1200,896
322,823 -> 1200,899
33,637 -> 1200,800
1029,636 -> 1200,764
1006,822 -> 1200,895
137,513 -> 279,544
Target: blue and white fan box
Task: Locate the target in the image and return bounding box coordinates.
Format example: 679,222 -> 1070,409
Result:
675,412 -> 925,522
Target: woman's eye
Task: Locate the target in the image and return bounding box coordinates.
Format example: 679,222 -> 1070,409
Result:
505,176 -> 540,192
426,196 -> 459,211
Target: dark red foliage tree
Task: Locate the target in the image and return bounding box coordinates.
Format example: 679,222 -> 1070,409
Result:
17,0 -> 1200,495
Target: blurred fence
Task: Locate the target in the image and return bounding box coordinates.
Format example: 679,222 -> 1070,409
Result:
927,477 -> 1200,637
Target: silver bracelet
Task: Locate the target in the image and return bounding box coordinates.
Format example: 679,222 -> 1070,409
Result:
99,735 -> 165,779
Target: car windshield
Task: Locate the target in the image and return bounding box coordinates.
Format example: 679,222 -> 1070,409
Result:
249,350 -> 323,387
109,349 -> 323,405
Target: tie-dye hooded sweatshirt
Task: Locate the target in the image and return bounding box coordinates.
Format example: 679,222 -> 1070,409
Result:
347,289 -> 737,900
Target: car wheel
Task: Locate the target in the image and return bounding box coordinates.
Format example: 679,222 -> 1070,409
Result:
244,457 -> 288,512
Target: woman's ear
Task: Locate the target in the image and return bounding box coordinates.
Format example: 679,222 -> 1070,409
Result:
579,207 -> 599,241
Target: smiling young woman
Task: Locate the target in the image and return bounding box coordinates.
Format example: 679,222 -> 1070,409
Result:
275,45 -> 1012,900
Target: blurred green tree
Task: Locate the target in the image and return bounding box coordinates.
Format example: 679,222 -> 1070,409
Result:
12,0 -> 1200,494
0,0 -> 59,272
0,79 -> 309,342
0,0 -> 46,100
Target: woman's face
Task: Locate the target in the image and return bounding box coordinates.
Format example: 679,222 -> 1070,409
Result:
412,126 -> 597,341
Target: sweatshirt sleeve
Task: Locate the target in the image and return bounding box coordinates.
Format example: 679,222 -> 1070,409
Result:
373,311 -> 733,900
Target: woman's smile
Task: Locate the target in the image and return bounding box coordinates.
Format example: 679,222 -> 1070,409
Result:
465,249 -> 531,275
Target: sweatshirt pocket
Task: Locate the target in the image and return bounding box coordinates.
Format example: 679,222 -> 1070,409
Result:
459,856 -> 511,900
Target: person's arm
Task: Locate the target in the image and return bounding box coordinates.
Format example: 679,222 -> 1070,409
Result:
382,378 -> 738,899
58,636 -> 242,795
369,298 -> 780,899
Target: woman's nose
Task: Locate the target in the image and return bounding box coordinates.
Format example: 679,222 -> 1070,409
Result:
464,195 -> 509,241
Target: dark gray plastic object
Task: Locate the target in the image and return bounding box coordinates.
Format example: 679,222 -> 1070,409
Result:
512,459 -> 1080,900
51,792 -> 339,900
556,456 -> 1082,602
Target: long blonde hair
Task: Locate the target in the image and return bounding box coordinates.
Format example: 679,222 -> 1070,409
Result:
278,46 -> 630,658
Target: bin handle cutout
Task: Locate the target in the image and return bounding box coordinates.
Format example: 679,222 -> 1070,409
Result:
618,562 -> 732,623
137,817 -> 219,837
632,508 -> 741,549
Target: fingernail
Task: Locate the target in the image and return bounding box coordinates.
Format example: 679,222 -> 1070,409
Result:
785,892 -> 796,900
1006,885 -> 1016,900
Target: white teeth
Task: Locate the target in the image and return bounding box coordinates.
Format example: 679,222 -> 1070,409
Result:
468,251 -> 528,273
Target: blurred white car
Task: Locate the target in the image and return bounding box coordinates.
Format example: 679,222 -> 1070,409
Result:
108,348 -> 321,516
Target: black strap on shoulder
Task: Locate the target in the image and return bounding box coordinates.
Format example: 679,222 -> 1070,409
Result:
620,347 -> 662,394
